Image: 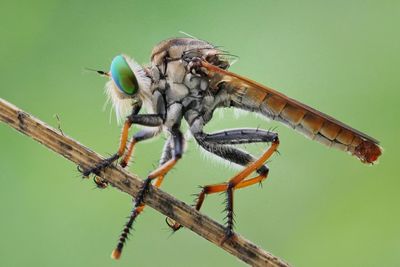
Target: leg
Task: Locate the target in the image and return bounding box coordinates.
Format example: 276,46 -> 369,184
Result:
111,128 -> 184,260
201,128 -> 279,145
81,114 -> 163,177
223,137 -> 278,238
167,128 -> 277,232
196,128 -> 277,174
82,118 -> 131,177
202,129 -> 279,238
166,141 -> 268,230
195,171 -> 268,211
120,127 -> 162,167
165,167 -> 269,231
94,128 -> 162,188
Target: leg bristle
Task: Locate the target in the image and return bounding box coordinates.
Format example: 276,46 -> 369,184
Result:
225,184 -> 235,236
111,178 -> 152,259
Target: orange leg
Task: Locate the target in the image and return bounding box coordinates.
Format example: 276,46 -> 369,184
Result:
111,127 -> 184,259
89,120 -> 132,188
111,174 -> 166,260
166,173 -> 268,231
225,138 -> 279,237
83,119 -> 132,178
111,159 -> 180,259
168,137 -> 279,238
120,137 -> 137,168
148,158 -> 179,179
120,128 -> 162,168
94,130 -> 160,188
228,138 -> 279,186
93,135 -> 136,189
117,120 -> 132,156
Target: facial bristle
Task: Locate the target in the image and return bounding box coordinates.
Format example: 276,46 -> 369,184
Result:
105,80 -> 133,124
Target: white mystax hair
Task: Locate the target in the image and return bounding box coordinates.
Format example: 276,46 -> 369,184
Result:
105,54 -> 152,124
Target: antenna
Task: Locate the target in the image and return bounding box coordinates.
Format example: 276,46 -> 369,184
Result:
84,67 -> 110,76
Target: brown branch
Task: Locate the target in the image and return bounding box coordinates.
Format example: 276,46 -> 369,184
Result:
0,98 -> 291,267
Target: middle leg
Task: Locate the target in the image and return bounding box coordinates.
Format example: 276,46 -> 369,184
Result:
111,127 -> 184,259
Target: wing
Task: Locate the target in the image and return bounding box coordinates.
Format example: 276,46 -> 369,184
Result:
200,60 -> 382,164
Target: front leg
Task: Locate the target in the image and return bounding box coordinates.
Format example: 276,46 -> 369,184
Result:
94,127 -> 162,188
81,113 -> 163,177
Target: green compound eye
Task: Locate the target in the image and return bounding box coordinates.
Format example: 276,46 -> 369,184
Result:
110,55 -> 139,95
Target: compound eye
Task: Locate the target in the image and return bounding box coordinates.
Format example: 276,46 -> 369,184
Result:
110,55 -> 139,95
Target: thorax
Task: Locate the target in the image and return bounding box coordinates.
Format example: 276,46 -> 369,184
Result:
146,38 -> 230,125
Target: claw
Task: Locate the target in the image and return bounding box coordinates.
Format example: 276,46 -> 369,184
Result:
77,165 -> 90,178
165,217 -> 183,232
93,176 -> 108,189
220,229 -> 236,245
82,154 -> 119,177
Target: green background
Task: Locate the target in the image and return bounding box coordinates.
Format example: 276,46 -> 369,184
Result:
0,1 -> 399,266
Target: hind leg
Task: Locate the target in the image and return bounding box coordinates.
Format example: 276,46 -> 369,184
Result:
167,128 -> 279,239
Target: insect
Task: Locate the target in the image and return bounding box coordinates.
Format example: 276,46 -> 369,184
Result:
82,37 -> 382,259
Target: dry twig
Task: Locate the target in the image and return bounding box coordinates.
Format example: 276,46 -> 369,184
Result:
0,98 -> 290,267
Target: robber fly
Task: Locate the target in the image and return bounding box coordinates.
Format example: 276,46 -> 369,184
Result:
81,38 -> 382,259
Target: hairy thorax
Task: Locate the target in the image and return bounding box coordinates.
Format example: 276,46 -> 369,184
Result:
147,38 -> 230,126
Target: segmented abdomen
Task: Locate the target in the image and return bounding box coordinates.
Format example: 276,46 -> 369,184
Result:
201,61 -> 382,164
230,84 -> 381,163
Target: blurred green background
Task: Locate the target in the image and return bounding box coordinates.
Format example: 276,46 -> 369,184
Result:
0,0 -> 399,266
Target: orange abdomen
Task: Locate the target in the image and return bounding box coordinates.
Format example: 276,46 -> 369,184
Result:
231,83 -> 382,164
202,61 -> 382,164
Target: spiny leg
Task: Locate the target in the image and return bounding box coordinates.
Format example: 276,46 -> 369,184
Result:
83,118 -> 132,178
120,128 -> 163,168
115,139 -> 173,229
195,171 -> 268,211
166,128 -> 277,232
90,89 -> 167,182
81,113 -> 163,179
96,89 -> 167,185
167,167 -> 269,231
94,128 -> 162,188
112,128 -> 183,259
224,139 -> 279,238
118,139 -> 173,225
200,129 -> 278,238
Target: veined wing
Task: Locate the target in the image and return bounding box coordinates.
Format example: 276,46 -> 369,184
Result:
200,60 -> 382,164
